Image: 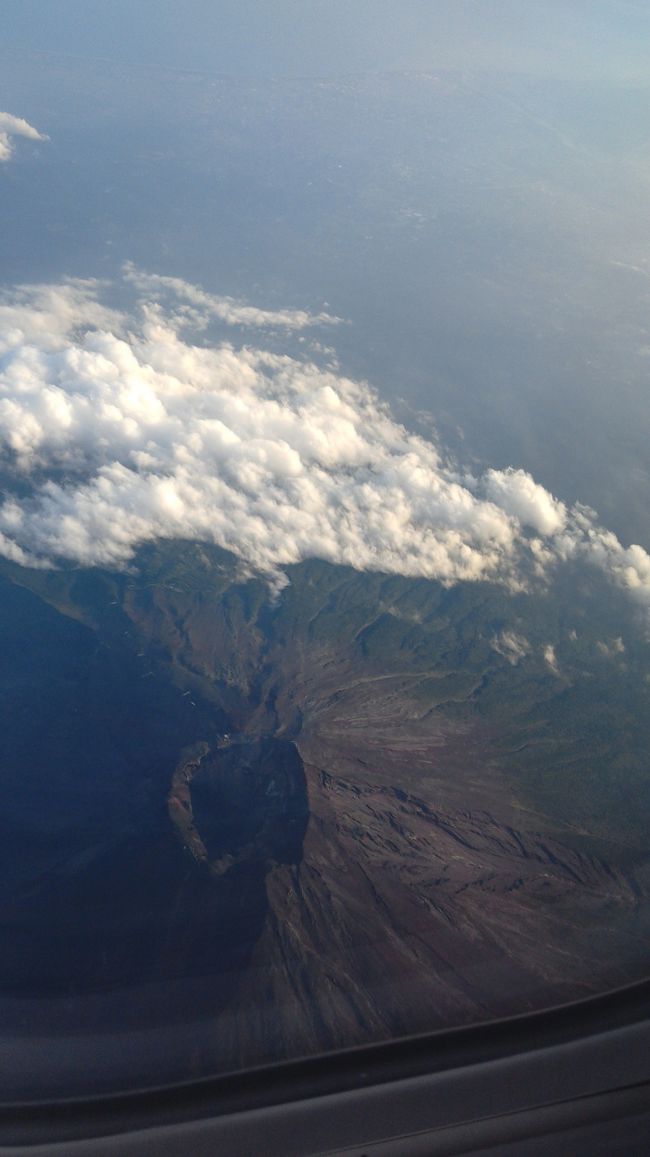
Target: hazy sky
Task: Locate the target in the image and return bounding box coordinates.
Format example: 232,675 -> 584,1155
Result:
2,1 -> 650,81
2,268 -> 649,621
2,2 -> 650,564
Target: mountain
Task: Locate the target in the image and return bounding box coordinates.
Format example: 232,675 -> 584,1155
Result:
1,542 -> 649,1075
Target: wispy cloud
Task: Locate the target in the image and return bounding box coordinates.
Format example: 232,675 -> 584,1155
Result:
0,269 -> 648,617
542,643 -> 561,677
492,631 -> 530,665
0,112 -> 47,163
122,264 -> 340,331
596,637 -> 626,658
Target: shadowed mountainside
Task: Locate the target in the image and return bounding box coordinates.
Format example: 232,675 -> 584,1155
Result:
2,542 -> 650,1071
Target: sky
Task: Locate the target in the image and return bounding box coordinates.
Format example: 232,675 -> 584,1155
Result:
3,3 -> 650,1087
2,2 -> 650,613
0,266 -> 649,624
2,1 -> 650,81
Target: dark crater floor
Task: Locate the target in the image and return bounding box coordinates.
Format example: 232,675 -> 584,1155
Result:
191,738 -> 309,871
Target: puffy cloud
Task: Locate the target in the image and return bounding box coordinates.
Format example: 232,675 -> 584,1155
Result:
492,631 -> 530,665
484,468 -> 567,536
0,112 -> 47,163
0,269 -> 649,615
551,505 -> 650,613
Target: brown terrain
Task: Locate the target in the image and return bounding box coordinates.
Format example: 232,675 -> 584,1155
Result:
4,546 -> 649,1068
169,712 -> 641,1068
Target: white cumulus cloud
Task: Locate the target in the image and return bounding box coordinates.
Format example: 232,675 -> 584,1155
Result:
484,468 -> 567,537
0,269 -> 649,615
0,112 -> 47,163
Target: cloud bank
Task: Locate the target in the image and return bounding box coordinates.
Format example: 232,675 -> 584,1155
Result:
0,112 -> 47,163
0,269 -> 649,613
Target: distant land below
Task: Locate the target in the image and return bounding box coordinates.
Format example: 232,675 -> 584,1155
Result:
1,540 -> 649,1081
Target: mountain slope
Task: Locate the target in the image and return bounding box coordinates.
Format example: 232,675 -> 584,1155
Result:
2,542 -> 649,1069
